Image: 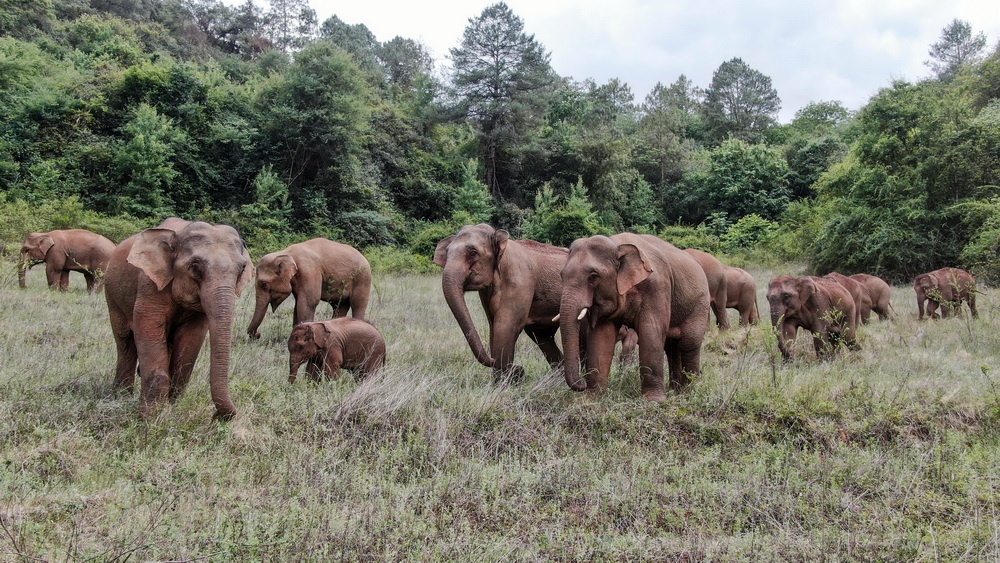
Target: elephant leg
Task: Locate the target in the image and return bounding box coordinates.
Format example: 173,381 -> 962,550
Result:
926,300 -> 940,319
83,271 -> 97,293
306,359 -> 323,382
673,332 -> 703,390
812,331 -> 829,359
636,330 -> 667,400
334,301 -> 351,318
323,351 -> 343,381
489,317 -> 525,383
59,270 -> 70,291
168,316 -> 208,401
583,322 -> 618,394
778,323 -> 797,361
968,294 -> 978,318
712,299 -> 730,331
294,295 -> 321,327
134,315 -> 173,418
110,309 -> 138,393
524,325 -> 562,368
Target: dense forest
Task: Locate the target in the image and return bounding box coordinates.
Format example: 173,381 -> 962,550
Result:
0,0 -> 998,281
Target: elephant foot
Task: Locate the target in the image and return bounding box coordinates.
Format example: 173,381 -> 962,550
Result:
642,389 -> 668,402
494,365 -> 525,385
212,408 -> 236,422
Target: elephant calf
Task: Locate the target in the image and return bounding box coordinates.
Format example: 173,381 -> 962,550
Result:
288,318 -> 386,383
914,267 -> 977,320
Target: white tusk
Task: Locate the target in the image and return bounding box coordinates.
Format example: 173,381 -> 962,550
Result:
551,314 -> 561,322
577,308 -> 588,320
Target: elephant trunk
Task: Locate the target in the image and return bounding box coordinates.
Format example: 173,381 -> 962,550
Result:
915,288 -> 925,319
204,288 -> 238,420
247,290 -> 268,339
18,252 -> 29,288
289,355 -> 305,383
442,267 -> 494,368
559,294 -> 588,392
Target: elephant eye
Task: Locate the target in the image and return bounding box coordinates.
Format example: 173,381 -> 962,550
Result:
189,260 -> 204,279
260,281 -> 269,290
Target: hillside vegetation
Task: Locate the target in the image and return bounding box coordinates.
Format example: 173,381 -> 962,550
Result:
2,269 -> 1000,560
0,2 -> 998,280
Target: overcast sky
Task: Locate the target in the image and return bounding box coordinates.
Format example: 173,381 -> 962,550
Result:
289,0 -> 1000,123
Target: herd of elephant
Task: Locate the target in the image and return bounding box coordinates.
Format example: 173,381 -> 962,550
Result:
17,221 -> 981,421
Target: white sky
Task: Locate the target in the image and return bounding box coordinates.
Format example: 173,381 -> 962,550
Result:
276,0 -> 1000,123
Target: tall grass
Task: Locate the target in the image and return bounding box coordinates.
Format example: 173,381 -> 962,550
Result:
2,266 -> 1000,560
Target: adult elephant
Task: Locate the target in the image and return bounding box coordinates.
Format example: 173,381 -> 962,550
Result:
19,229 -> 116,293
914,267 -> 977,320
105,218 -> 253,420
246,238 -> 371,339
767,275 -> 859,361
849,274 -> 893,321
434,224 -> 567,382
824,272 -> 871,326
724,266 -> 759,326
683,248 -> 730,330
559,234 -> 710,400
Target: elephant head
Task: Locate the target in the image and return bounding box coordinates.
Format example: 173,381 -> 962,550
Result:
766,275 -> 816,326
19,232 -> 55,287
913,273 -> 941,319
434,224 -> 510,368
558,236 -> 651,391
287,322 -> 324,383
127,222 -> 253,419
247,253 -> 297,338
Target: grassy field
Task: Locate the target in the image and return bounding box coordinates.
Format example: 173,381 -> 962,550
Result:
2,264 -> 1000,561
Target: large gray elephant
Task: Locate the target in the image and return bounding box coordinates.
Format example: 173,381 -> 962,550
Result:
767,275 -> 859,361
19,229 -> 116,293
558,233 -> 710,400
724,266 -> 759,326
247,238 -> 371,339
434,224 -> 567,382
914,267 -> 977,320
105,218 -> 253,420
683,248 -> 730,330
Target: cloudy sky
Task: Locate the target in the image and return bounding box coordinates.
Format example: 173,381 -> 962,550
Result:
294,0 -> 1000,123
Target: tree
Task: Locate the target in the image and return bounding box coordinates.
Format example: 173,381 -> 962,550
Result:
925,19 -> 987,82
319,15 -> 382,81
689,139 -> 790,223
449,2 -> 553,201
264,0 -> 316,52
702,58 -> 780,144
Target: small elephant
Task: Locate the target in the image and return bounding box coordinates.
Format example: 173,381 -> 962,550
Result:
824,272 -> 872,326
247,238 -> 372,339
914,267 -> 977,320
105,218 -> 254,421
683,248 -> 731,330
287,318 -> 386,383
849,274 -> 893,321
724,266 -> 759,326
435,224 -> 568,383
559,233 -> 710,400
19,229 -> 116,293
767,275 -> 860,361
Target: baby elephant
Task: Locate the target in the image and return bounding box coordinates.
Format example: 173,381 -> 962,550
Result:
287,318 -> 386,383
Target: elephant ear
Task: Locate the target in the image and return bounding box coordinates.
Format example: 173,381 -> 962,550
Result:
127,228 -> 177,291
309,322 -> 331,347
433,236 -> 455,267
492,230 -> 510,269
235,244 -> 254,297
273,254 -> 297,283
38,235 -> 56,257
616,243 -> 652,296
798,277 -> 818,304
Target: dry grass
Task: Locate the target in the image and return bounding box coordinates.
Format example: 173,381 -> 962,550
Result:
2,266 -> 1000,560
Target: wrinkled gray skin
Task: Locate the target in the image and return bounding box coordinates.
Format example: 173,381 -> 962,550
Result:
914,267 -> 977,320
849,274 -> 894,321
559,234 -> 710,401
824,272 -> 872,326
19,229 -> 116,293
247,238 -> 371,339
105,218 -> 253,421
724,266 -> 759,326
435,224 -> 568,383
767,275 -> 860,361
683,248 -> 730,330
287,318 -> 386,383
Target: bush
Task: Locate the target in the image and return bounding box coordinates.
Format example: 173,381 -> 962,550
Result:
408,222 -> 459,259
721,214 -> 779,252
657,224 -> 720,252
364,246 -> 438,275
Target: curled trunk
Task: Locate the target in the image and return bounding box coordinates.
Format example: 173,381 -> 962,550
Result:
442,268 -> 494,367
246,291 -> 269,338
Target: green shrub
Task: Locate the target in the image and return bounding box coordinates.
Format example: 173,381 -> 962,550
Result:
721,213 -> 779,252
657,223 -> 720,252
364,246 -> 438,275
408,222 -> 459,259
